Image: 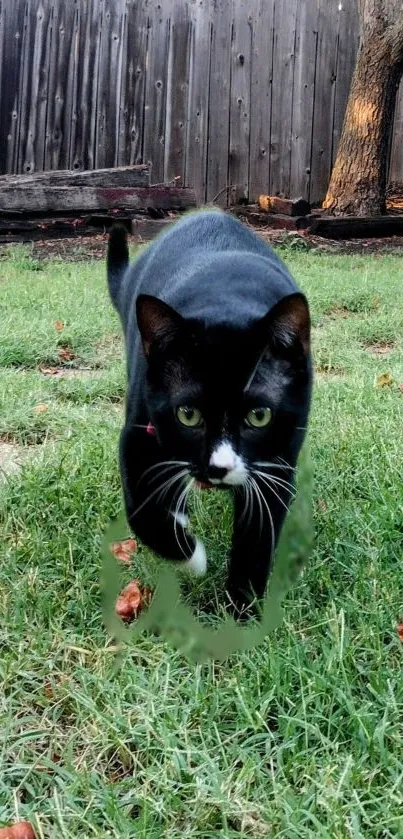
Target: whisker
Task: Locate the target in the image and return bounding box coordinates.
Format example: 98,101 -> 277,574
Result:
133,469 -> 188,518
254,472 -> 291,514
254,470 -> 296,497
139,459 -> 189,484
254,459 -> 297,473
250,476 -> 275,554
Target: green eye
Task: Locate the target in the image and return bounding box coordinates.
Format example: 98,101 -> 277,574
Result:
245,407 -> 272,428
176,406 -> 203,428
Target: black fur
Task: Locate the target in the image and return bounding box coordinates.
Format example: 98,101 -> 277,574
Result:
107,209 -> 312,614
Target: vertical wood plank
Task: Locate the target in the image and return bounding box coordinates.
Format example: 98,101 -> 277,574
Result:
309,0 -> 340,204
68,0 -> 102,170
185,0 -> 212,201
389,80 -> 403,186
0,1 -> 26,173
249,0 -> 275,202
143,0 -> 172,183
269,0 -> 298,197
164,1 -> 191,185
206,0 -> 232,204
43,0 -> 78,170
118,0 -> 149,166
21,0 -> 54,173
228,0 -> 253,203
15,0 -> 35,173
95,0 -> 126,169
331,0 -> 359,169
289,0 -> 318,200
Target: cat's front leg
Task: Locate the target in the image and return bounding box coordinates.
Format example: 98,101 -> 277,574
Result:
226,478 -> 291,617
119,426 -> 207,575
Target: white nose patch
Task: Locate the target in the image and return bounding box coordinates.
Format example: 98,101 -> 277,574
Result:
209,441 -> 247,486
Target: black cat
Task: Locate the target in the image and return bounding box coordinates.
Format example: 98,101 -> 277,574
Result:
107,210 -> 312,615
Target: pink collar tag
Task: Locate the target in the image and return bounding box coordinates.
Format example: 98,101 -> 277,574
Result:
146,421 -> 156,436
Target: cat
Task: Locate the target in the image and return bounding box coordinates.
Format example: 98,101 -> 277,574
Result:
107,209 -> 312,616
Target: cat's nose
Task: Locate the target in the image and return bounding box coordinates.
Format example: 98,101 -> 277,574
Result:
208,464 -> 230,480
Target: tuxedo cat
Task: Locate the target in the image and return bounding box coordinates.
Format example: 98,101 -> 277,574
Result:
107,210 -> 312,614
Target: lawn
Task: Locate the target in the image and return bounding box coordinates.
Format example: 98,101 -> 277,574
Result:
0,239 -> 402,838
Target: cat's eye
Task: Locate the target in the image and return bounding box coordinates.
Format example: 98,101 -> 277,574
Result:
245,407 -> 272,428
176,406 -> 203,428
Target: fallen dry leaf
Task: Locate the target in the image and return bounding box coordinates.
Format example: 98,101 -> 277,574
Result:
34,404 -> 48,414
0,823 -> 36,839
54,320 -> 64,332
397,623 -> 403,644
317,498 -> 328,512
110,538 -> 138,564
115,580 -> 153,622
58,346 -> 75,363
398,383 -> 403,394
375,372 -> 394,388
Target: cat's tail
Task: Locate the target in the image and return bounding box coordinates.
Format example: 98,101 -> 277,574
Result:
107,224 -> 129,310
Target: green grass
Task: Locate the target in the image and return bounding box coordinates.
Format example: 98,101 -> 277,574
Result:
0,242 -> 402,838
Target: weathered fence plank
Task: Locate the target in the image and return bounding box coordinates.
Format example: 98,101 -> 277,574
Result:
43,0 -> 77,170
118,0 -> 146,166
95,0 -> 125,169
270,0 -> 298,197
331,0 -> 359,171
309,0 -> 341,204
206,0 -> 232,204
164,2 -> 191,185
229,0 -> 253,203
185,0 -> 212,202
143,0 -> 171,182
389,81 -> 403,186
249,0 -> 275,201
289,0 -> 318,201
0,1 -> 26,174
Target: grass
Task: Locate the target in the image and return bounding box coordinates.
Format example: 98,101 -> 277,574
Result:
0,240 -> 402,838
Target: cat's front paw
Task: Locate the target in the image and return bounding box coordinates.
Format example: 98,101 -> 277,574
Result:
184,538 -> 207,576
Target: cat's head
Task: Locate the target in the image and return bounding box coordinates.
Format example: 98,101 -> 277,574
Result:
136,293 -> 311,487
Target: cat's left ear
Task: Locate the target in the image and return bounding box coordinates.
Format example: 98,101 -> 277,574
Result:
263,292 -> 311,357
136,294 -> 185,356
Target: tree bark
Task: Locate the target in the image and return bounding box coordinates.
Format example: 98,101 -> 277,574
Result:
323,0 -> 403,216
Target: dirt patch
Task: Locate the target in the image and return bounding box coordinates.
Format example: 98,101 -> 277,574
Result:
1,428 -> 50,446
315,364 -> 346,378
0,440 -> 42,480
324,306 -> 352,319
363,340 -> 396,356
39,364 -> 94,378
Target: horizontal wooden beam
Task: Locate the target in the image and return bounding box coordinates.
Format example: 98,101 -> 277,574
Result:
0,186 -> 197,214
0,165 -> 150,189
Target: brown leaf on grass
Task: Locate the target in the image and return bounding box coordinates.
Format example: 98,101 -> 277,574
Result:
110,538 -> 138,564
58,346 -> 75,363
375,372 -> 394,388
54,320 -> 64,332
317,498 -> 328,512
398,383 -> 403,394
34,404 -> 48,414
44,674 -> 69,699
0,823 -> 36,839
397,623 -> 403,644
115,580 -> 153,623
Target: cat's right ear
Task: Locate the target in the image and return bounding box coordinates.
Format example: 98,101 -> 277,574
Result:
136,294 -> 185,357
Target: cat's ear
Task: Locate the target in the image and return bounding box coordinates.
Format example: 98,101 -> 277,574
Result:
263,292 -> 310,357
136,294 -> 185,356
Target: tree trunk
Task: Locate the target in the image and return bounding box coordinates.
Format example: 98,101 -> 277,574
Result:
323,0 -> 403,216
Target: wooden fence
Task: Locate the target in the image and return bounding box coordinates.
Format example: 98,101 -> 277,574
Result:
0,0 -> 402,205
